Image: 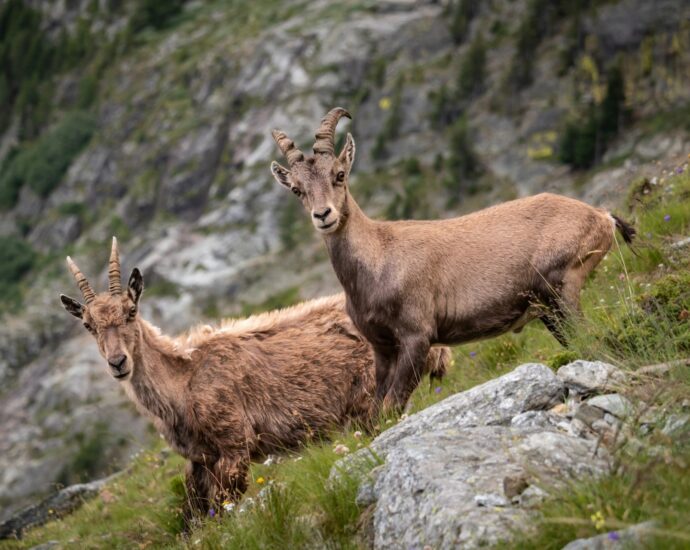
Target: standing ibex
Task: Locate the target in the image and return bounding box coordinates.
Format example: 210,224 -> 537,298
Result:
270,107 -> 635,410
59,238 -> 449,519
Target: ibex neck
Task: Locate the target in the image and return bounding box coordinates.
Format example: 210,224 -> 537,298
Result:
126,320 -> 191,426
324,193 -> 380,296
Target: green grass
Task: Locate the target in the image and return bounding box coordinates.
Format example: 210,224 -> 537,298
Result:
3,167 -> 690,549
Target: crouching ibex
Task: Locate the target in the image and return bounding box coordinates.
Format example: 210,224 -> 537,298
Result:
270,107 -> 635,410
59,238 -> 450,520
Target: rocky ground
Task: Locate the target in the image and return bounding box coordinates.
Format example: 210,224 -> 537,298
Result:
334,360 -> 685,549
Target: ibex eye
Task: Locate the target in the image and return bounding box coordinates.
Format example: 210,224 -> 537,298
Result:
291,187 -> 302,197
83,322 -> 93,332
336,171 -> 345,183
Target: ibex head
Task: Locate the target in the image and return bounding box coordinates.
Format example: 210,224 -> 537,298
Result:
59,237 -> 144,381
271,107 -> 355,235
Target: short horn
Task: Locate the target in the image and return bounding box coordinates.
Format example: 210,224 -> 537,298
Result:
66,256 -> 96,304
313,107 -> 351,155
108,236 -> 122,295
271,130 -> 304,166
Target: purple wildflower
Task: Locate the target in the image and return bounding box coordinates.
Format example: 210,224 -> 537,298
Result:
469,351 -> 477,358
607,531 -> 620,541
434,386 -> 442,394
676,166 -> 684,174
209,508 -> 216,517
664,214 -> 671,222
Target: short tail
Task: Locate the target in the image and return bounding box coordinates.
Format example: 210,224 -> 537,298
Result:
611,214 -> 636,245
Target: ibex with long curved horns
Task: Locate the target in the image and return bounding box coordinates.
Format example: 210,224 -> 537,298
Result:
270,108 -> 636,410
59,238 -> 450,519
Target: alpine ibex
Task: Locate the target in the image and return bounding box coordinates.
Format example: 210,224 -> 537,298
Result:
59,238 -> 450,519
270,107 -> 635,410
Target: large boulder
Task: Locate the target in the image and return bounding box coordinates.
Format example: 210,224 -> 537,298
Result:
332,363 -> 612,549
357,426 -> 610,550
557,360 -> 626,396
368,363 -> 565,457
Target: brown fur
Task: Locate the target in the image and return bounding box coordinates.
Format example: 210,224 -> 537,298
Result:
59,240 -> 450,519
271,108 -> 635,410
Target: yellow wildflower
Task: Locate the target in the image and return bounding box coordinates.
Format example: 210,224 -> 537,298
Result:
256,476 -> 266,485
590,510 -> 606,530
379,97 -> 392,110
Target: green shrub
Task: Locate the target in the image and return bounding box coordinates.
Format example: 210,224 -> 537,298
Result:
0,0 -> 52,134
0,148 -> 24,209
386,171 -> 426,220
559,64 -> 628,169
58,427 -> 110,486
547,349 -> 578,369
428,84 -> 455,129
0,235 -> 36,293
0,1 -> 101,138
448,0 -> 480,44
0,111 -> 97,205
457,34 -> 486,99
130,0 -> 186,32
0,233 -> 37,309
443,116 -> 483,200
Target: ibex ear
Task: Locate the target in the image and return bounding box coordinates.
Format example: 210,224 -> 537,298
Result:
270,161 -> 292,190
127,268 -> 144,306
60,294 -> 84,319
338,133 -> 355,172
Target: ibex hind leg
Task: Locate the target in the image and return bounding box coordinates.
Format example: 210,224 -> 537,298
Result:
540,267 -> 590,347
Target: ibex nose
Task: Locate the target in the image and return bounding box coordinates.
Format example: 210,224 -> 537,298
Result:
108,354 -> 127,370
313,207 -> 332,221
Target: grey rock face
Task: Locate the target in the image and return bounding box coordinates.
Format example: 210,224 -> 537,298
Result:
0,472 -> 120,539
561,520 -> 657,550
335,363 -> 611,550
368,363 -> 565,456
587,394 -> 634,419
557,360 -> 626,396
358,426 -> 609,550
661,414 -> 690,437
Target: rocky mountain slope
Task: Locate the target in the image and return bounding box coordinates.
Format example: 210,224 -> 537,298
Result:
1,0 -> 689,521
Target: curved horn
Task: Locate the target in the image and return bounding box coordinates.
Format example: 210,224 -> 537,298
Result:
66,256 -> 96,304
108,236 -> 122,295
271,130 -> 304,166
313,107 -> 351,155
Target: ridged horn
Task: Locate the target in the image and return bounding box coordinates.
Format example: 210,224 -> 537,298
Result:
66,256 -> 96,304
271,130 -> 304,166
108,236 -> 122,295
313,107 -> 351,155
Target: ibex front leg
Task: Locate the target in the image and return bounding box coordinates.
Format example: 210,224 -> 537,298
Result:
383,334 -> 430,412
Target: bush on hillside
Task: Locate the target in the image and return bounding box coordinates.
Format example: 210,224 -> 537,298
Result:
559,64 -> 628,169
457,34 -> 487,100
443,116 -> 483,199
130,0 -> 186,32
0,235 -> 36,306
0,111 -> 96,208
448,0 -> 480,44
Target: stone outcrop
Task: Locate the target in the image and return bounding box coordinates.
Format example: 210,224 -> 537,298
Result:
332,361 -> 645,549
